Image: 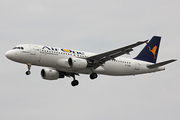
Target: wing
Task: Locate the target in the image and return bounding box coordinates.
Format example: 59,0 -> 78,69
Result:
86,40 -> 148,69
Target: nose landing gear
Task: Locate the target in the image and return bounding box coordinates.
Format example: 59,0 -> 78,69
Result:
26,63 -> 31,75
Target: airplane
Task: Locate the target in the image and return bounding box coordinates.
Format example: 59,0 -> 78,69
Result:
5,36 -> 176,86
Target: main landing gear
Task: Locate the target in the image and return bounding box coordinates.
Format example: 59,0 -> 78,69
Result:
90,73 -> 98,80
70,73 -> 98,87
71,74 -> 79,87
26,63 -> 31,75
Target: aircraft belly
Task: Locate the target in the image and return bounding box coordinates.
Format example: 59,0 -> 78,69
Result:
101,61 -> 134,76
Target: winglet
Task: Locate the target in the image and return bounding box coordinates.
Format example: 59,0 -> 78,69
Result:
137,40 -> 149,45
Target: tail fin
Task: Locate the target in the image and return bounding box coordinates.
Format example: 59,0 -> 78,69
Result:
134,36 -> 161,63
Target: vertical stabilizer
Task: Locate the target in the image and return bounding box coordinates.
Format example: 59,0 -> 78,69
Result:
134,36 -> 161,63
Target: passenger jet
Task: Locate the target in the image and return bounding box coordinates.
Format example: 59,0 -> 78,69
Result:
5,36 -> 176,86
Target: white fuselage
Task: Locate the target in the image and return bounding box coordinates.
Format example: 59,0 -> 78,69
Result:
5,44 -> 165,76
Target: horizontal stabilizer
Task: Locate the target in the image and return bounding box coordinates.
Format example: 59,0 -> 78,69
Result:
147,59 -> 177,69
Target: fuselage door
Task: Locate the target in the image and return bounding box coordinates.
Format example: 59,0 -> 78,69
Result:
29,44 -> 36,55
135,61 -> 140,71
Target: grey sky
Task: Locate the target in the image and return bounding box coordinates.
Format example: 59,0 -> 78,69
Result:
1,0 -> 180,120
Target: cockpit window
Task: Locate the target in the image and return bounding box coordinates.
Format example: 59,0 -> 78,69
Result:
12,47 -> 24,50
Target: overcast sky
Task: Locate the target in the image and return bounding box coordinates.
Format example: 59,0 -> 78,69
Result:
1,0 -> 180,120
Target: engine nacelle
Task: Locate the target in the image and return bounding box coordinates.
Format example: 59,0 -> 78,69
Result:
57,58 -> 70,68
68,57 -> 88,69
41,68 -> 64,80
57,57 -> 88,69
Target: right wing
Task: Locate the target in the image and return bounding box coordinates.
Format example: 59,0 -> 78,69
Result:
86,40 -> 148,69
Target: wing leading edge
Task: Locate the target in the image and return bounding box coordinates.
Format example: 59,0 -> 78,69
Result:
86,40 -> 148,69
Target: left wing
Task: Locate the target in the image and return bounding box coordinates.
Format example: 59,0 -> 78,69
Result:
86,40 -> 148,69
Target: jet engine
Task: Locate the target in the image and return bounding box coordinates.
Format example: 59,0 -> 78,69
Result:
68,57 -> 88,69
57,57 -> 88,69
57,58 -> 71,68
41,68 -> 64,80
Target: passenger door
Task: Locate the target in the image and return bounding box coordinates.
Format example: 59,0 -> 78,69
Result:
29,44 -> 36,55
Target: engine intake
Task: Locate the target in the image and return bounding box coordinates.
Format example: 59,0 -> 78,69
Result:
57,58 -> 70,68
68,57 -> 88,69
41,68 -> 64,80
57,57 -> 88,69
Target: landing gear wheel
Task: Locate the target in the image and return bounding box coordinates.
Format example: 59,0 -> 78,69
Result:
71,80 -> 79,87
26,71 -> 31,75
70,74 -> 79,87
90,73 -> 98,80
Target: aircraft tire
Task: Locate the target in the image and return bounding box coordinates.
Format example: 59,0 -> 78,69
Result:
71,80 -> 79,86
90,73 -> 98,80
26,71 -> 31,75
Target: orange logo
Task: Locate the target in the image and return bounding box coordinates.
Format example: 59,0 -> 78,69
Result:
62,49 -> 71,52
148,46 -> 157,59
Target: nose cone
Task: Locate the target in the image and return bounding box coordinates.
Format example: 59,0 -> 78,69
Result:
5,51 -> 12,59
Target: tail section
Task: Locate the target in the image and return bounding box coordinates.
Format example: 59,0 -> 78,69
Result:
147,59 -> 177,69
134,36 -> 161,63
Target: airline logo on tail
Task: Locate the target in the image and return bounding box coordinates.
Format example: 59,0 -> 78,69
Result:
148,46 -> 157,59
